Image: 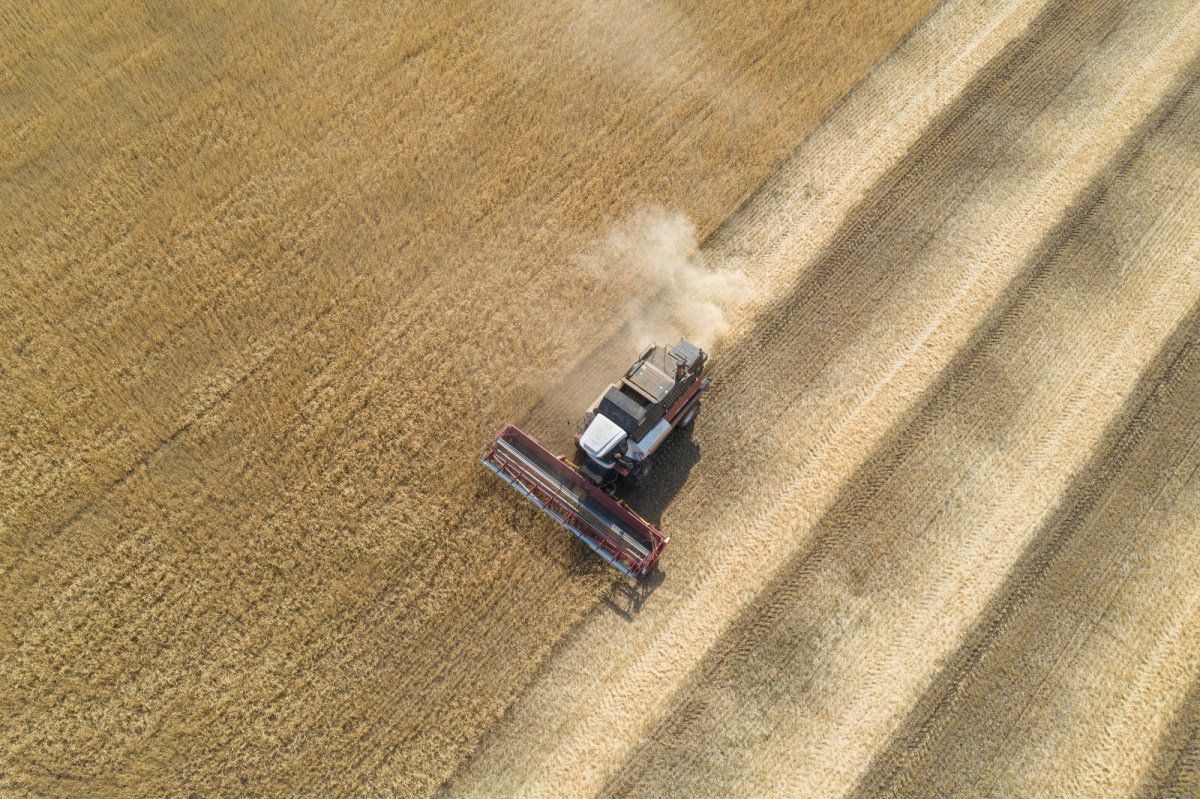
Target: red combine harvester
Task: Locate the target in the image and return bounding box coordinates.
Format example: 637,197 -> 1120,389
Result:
481,339 -> 709,579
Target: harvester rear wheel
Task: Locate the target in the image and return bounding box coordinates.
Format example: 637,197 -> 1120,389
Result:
680,401 -> 701,429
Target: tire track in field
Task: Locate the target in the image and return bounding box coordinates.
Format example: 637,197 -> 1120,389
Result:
849,303 -> 1200,796
1138,676 -> 1200,799
444,2 -> 1200,796
849,300 -> 1200,798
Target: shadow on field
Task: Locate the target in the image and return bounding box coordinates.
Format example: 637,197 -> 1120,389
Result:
601,566 -> 666,621
597,427 -> 700,619
613,425 -> 703,527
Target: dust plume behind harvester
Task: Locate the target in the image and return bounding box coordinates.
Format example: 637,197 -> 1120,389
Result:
481,339 -> 708,579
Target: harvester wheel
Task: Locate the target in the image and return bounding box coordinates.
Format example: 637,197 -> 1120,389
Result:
680,401 -> 701,429
628,458 -> 653,488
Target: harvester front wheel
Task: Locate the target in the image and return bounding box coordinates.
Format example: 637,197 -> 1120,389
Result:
627,458 -> 653,488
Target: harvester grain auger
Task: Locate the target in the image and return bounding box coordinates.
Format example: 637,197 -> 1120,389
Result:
481,339 -> 709,579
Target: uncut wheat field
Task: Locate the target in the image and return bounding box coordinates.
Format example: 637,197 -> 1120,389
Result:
4,1 -> 1200,797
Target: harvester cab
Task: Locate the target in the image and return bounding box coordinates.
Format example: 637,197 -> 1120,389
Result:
575,339 -> 708,488
480,338 -> 709,580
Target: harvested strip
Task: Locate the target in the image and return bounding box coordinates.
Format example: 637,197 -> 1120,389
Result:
869,311 -> 1200,799
445,1 -> 1200,797
521,0 -> 1050,450
601,33 -> 1200,799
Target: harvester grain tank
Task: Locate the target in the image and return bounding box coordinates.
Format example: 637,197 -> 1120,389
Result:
480,339 -> 709,579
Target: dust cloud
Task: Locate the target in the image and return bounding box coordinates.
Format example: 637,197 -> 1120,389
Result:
579,206 -> 755,350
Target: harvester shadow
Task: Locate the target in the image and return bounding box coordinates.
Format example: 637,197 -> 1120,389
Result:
599,429 -> 700,620
601,566 -> 666,621
613,427 -> 702,527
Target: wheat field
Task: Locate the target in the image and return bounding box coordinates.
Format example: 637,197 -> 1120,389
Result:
4,1 -> 1200,798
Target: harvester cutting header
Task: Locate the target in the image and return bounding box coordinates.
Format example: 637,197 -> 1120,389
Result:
481,339 -> 709,579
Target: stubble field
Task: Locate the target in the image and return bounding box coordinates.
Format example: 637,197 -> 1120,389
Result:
3,1 -> 1199,798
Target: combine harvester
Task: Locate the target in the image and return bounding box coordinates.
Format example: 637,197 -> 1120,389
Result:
481,339 -> 709,579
